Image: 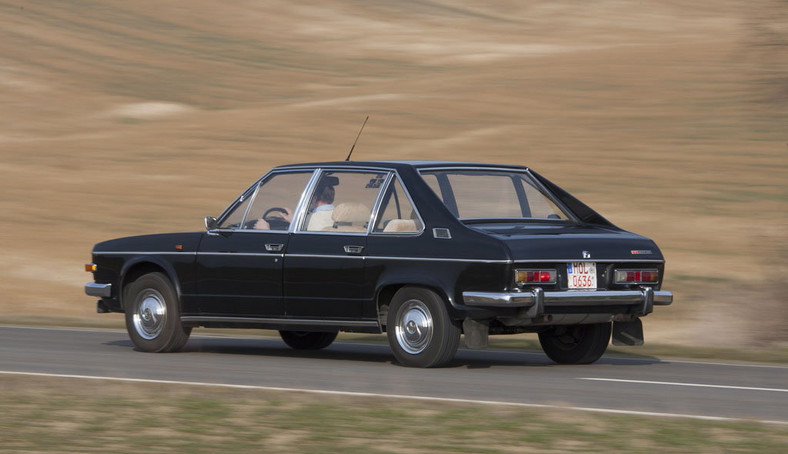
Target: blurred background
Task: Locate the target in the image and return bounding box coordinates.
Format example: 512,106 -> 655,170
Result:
1,0 -> 785,349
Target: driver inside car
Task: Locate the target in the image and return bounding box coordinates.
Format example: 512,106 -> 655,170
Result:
253,207 -> 293,230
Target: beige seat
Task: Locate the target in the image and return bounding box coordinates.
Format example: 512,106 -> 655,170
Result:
324,202 -> 370,232
382,219 -> 419,233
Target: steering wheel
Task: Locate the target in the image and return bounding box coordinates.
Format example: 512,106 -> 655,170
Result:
262,207 -> 290,230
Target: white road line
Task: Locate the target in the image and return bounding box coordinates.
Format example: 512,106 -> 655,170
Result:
580,378 -> 788,393
1,370 -> 786,426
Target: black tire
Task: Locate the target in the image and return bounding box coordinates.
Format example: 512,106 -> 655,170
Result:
538,322 -> 611,364
279,331 -> 338,350
124,272 -> 191,353
386,287 -> 460,368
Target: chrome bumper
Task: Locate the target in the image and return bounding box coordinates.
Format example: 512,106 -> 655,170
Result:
85,282 -> 112,298
463,287 -> 672,316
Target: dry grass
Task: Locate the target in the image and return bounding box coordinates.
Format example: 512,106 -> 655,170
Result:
0,1 -> 786,348
2,375 -> 786,453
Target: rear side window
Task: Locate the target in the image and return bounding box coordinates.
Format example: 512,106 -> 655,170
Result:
419,169 -> 569,221
373,178 -> 423,233
300,171 -> 389,233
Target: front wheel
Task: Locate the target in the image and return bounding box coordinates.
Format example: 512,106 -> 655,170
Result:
538,322 -> 611,364
386,287 -> 460,368
124,272 -> 191,353
279,331 -> 338,350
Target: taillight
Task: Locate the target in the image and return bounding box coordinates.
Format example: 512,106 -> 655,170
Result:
615,269 -> 659,284
515,269 -> 557,285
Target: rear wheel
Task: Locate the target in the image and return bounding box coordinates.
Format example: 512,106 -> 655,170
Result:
124,272 -> 191,353
279,331 -> 338,350
386,287 -> 460,368
538,322 -> 611,364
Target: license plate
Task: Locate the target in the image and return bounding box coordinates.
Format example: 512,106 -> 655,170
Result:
568,262 -> 597,289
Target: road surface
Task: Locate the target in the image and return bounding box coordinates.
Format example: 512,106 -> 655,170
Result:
1,326 -> 785,424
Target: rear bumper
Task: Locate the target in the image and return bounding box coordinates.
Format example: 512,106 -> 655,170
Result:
463,287 -> 672,316
85,282 -> 112,298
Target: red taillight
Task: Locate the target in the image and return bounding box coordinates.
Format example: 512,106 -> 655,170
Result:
615,269 -> 659,284
516,269 -> 557,285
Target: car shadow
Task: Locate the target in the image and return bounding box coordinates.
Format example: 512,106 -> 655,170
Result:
104,336 -> 663,369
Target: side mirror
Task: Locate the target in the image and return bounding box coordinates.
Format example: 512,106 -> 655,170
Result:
204,216 -> 218,231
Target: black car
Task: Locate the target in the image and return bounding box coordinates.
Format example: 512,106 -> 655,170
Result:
85,161 -> 672,367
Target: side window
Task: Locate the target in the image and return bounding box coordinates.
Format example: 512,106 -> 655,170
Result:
450,174 -> 521,219
301,171 -> 388,233
217,191 -> 253,229
243,172 -> 312,231
373,178 -> 423,233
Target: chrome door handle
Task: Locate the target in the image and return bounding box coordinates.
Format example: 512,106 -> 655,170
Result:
343,245 -> 364,255
265,243 -> 284,252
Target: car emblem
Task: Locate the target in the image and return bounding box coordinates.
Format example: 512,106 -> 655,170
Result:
582,251 -> 591,259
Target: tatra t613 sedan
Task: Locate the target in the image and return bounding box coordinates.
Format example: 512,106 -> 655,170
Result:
85,161 -> 672,367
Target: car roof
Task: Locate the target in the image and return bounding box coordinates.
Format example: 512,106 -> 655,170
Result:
274,160 -> 529,172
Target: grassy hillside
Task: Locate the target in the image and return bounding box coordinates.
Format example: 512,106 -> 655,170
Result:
0,1 -> 785,347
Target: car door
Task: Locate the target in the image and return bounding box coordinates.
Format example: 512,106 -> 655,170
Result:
283,170 -> 389,319
195,170 -> 314,317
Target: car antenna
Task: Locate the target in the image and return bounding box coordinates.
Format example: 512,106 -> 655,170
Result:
345,115 -> 369,161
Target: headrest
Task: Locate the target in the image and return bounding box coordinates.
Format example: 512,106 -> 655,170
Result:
332,203 -> 370,224
383,219 -> 419,233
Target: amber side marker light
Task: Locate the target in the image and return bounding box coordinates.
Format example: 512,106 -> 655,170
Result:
515,269 -> 557,285
614,269 -> 659,284
85,263 -> 96,272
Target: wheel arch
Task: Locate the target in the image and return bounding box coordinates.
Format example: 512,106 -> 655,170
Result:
375,280 -> 456,330
119,257 -> 181,311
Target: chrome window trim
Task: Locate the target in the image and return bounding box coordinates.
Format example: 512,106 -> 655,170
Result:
290,169 -> 323,233
291,230 -> 369,237
208,228 -> 291,235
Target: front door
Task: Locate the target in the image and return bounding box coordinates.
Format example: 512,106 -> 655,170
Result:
195,171 -> 313,317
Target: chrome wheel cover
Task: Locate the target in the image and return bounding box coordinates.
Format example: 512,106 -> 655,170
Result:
394,299 -> 433,354
132,290 -> 167,340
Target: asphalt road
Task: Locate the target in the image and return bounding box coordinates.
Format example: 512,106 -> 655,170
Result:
1,326 -> 785,424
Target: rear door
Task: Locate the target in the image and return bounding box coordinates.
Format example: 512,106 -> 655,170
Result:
284,170 -> 390,319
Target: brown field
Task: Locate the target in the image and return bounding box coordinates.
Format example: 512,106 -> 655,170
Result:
1,1 -> 786,348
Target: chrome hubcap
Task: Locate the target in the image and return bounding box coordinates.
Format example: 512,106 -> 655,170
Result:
133,290 -> 167,340
395,300 -> 433,354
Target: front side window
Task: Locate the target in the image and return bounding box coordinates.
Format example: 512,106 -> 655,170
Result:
419,169 -> 570,222
218,172 -> 312,231
300,171 -> 389,233
244,172 -> 313,231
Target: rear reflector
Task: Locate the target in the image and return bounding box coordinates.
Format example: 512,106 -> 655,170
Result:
615,269 -> 659,284
515,269 -> 557,285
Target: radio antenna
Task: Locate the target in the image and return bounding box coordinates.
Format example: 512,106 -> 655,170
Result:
345,115 -> 369,161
